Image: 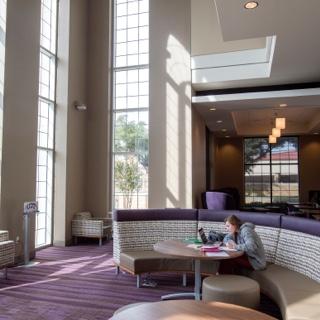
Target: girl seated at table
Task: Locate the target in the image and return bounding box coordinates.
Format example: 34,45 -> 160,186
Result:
219,215 -> 266,274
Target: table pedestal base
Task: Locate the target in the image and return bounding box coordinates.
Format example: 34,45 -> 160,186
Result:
161,260 -> 202,301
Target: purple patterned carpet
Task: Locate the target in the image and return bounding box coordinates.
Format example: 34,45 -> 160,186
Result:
0,242 -> 193,320
0,241 -> 281,320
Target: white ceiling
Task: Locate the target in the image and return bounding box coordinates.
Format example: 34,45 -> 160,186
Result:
191,0 -> 320,136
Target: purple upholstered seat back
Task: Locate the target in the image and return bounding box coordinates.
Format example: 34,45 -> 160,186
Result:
198,210 -> 282,227
203,192 -> 235,210
113,208 -> 198,221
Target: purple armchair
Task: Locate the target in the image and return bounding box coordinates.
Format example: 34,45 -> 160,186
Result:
201,191 -> 236,210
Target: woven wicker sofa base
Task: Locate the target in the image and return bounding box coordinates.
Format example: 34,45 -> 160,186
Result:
120,250 -> 193,275
250,264 -> 320,320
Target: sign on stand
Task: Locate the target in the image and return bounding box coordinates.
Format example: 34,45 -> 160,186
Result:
24,202 -> 38,215
24,201 -> 38,265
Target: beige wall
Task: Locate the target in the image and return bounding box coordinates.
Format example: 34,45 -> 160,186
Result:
214,137 -> 244,205
208,134 -> 216,189
86,0 -> 111,216
149,0 -> 192,208
192,108 -> 206,208
54,0 -> 88,246
299,135 -> 320,202
54,0 -> 70,246
0,0 -> 41,259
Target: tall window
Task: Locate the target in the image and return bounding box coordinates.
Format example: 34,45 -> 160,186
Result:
0,0 -> 7,193
112,0 -> 149,209
244,137 -> 299,204
36,0 -> 57,247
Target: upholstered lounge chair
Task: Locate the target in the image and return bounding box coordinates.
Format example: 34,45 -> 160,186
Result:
201,191 -> 236,210
0,230 -> 15,279
71,212 -> 111,246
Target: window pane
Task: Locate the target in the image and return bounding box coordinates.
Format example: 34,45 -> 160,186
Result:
139,0 -> 149,13
127,54 -> 138,66
244,138 -> 269,164
117,16 -> 127,29
128,82 -> 138,96
116,97 -> 127,109
116,71 -> 127,83
127,69 -> 138,82
113,0 -> 149,209
139,53 -> 148,64
116,84 -> 127,97
128,41 -> 138,54
139,95 -> 148,108
116,56 -> 127,68
139,68 -> 149,81
117,30 -> 127,43
36,0 -> 56,248
244,137 -> 299,205
127,14 -> 138,28
127,96 -> 138,109
271,136 -> 298,164
116,43 -> 127,56
139,13 -> 148,26
139,39 -> 149,53
128,1 -> 138,14
117,3 -> 127,16
139,26 -> 148,40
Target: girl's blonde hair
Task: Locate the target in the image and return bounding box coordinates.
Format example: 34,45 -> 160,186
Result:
224,215 -> 242,229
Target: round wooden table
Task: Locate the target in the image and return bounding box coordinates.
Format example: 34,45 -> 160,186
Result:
154,239 -> 243,300
110,300 -> 276,320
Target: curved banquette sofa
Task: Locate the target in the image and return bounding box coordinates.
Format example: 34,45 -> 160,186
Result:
113,209 -> 320,320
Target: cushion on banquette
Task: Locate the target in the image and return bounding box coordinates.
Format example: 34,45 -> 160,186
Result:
198,210 -> 283,263
120,251 -> 193,274
113,209 -> 198,274
250,216 -> 320,320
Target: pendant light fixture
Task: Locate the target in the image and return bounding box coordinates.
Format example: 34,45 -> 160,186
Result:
275,117 -> 286,130
272,127 -> 281,138
269,135 -> 277,144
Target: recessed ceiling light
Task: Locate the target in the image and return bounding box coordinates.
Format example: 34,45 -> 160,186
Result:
314,132 -> 319,135
279,104 -> 287,107
225,135 -> 230,138
216,120 -> 223,124
244,1 -> 258,9
209,107 -> 216,111
221,129 -> 227,132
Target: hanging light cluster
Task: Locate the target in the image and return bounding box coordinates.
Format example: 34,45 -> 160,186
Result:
269,117 -> 286,144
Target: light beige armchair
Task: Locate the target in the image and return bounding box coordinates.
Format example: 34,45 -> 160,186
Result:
71,212 -> 112,246
0,230 -> 15,279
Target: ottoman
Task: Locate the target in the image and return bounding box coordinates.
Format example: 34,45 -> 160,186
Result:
202,275 -> 260,309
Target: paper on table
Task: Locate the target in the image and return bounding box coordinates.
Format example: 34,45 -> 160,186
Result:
220,247 -> 238,252
205,251 -> 229,257
187,244 -> 202,249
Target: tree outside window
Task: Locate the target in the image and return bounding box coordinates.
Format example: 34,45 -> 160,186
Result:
113,115 -> 148,208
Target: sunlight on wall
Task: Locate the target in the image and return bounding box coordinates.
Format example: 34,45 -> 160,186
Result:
185,84 -> 192,208
166,82 -> 179,206
166,35 -> 190,86
165,35 -> 192,207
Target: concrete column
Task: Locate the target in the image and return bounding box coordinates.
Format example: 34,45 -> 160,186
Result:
86,0 -> 111,216
149,0 -> 192,208
0,0 -> 41,259
54,0 -> 88,246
